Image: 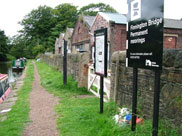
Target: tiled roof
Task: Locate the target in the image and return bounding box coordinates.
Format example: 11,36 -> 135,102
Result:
83,16 -> 96,28
164,18 -> 182,29
99,12 -> 127,24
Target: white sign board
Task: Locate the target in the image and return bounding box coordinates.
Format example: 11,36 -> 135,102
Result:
94,28 -> 107,77
95,35 -> 105,74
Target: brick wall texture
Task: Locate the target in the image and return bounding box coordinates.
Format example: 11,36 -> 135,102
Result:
72,16 -> 90,46
90,14 -> 126,55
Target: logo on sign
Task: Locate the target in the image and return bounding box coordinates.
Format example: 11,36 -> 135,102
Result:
145,59 -> 152,66
145,59 -> 159,67
131,0 -> 141,21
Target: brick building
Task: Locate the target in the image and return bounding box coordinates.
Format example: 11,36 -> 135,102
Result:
64,28 -> 73,53
90,12 -> 127,66
72,15 -> 95,53
164,18 -> 182,48
55,33 -> 64,55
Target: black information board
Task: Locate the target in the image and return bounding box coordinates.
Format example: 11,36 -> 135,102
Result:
94,28 -> 107,77
127,0 -> 164,70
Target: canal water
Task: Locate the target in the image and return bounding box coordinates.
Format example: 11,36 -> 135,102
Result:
0,61 -> 22,83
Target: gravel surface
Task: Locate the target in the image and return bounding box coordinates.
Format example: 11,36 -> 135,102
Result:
23,62 -> 58,136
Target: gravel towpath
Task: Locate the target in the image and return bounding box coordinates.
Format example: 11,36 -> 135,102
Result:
23,62 -> 58,136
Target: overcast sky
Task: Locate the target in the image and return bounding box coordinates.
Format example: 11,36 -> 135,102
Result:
0,0 -> 181,37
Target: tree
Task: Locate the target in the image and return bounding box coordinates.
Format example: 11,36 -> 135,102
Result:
32,44 -> 45,56
0,30 -> 8,61
20,5 -> 56,52
47,3 -> 78,52
79,3 -> 117,16
9,34 -> 27,59
18,4 -> 78,55
53,3 -> 78,31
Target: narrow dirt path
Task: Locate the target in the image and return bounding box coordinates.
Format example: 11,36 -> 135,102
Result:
23,62 -> 58,136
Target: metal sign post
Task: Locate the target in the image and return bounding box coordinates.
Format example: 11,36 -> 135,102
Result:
63,40 -> 67,85
127,0 -> 164,135
131,68 -> 138,131
94,28 -> 107,113
152,71 -> 161,136
100,76 -> 104,113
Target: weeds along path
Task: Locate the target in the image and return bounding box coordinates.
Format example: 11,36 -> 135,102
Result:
23,62 -> 58,136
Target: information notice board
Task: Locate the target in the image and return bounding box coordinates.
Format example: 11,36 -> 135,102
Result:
94,28 -> 107,77
126,0 -> 164,70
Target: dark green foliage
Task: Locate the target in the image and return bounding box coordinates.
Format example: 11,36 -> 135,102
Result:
53,3 -> 78,31
20,5 -> 56,54
0,29 -> 9,61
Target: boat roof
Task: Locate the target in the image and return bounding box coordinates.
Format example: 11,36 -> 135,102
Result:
0,74 -> 8,81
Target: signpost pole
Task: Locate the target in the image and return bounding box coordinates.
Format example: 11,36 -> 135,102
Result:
152,71 -> 161,136
131,68 -> 138,131
94,28 -> 107,114
100,76 -> 104,113
63,40 -> 67,85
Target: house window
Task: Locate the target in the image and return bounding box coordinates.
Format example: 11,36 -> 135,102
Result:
76,44 -> 84,52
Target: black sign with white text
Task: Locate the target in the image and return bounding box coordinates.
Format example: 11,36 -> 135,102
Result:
126,0 -> 164,70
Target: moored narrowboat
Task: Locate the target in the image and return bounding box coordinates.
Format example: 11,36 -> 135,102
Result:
12,59 -> 25,71
0,74 -> 11,104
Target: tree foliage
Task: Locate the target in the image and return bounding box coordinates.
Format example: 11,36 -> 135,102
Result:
9,35 -> 27,59
16,4 -> 78,57
79,3 -> 117,16
20,5 -> 55,51
48,3 -> 78,51
0,30 -> 8,61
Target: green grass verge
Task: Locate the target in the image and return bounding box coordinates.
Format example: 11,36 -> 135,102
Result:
36,61 -> 179,136
0,61 -> 34,136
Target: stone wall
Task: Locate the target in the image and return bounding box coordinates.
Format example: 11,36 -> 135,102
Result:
110,49 -> 182,129
41,52 -> 89,88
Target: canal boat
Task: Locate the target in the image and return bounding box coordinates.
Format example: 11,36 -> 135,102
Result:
12,59 -> 25,71
0,74 -> 11,104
